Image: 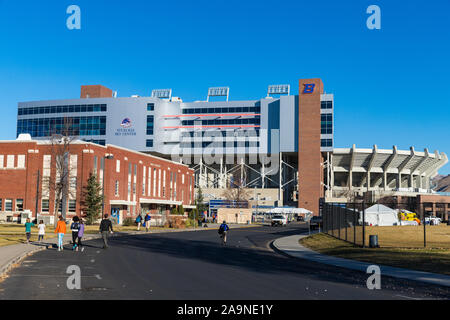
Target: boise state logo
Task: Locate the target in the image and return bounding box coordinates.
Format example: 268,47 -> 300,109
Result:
121,118 -> 132,128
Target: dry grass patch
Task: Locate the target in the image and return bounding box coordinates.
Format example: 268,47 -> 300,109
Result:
327,225 -> 450,248
300,233 -> 450,275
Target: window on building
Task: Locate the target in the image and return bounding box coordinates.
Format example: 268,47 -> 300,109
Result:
68,200 -> 76,212
42,199 -> 49,212
146,116 -> 154,135
0,199 -> 2,211
93,156 -> 98,173
6,155 -> 14,168
17,155 -> 25,169
147,103 -> 155,111
116,160 -> 120,173
146,140 -> 153,148
115,181 -> 119,196
5,199 -> 12,211
321,139 -> 333,147
15,199 -> 24,211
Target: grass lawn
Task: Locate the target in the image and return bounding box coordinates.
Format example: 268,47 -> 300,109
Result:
300,233 -> 450,275
328,224 -> 450,248
0,223 -> 190,247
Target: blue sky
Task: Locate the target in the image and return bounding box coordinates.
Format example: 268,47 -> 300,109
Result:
0,0 -> 449,174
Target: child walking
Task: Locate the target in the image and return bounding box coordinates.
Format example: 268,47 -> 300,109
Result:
54,215 -> 66,251
24,218 -> 35,244
37,220 -> 45,243
77,218 -> 85,252
70,216 -> 80,251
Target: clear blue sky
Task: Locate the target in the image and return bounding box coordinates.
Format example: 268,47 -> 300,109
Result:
0,0 -> 449,174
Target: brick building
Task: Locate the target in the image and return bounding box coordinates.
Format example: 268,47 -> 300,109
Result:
0,135 -> 195,223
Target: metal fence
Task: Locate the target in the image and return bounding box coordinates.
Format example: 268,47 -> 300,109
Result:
322,202 -> 450,248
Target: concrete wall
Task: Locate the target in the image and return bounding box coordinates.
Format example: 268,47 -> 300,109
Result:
217,208 -> 252,224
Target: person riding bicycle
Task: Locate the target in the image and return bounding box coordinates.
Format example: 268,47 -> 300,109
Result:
218,221 -> 230,246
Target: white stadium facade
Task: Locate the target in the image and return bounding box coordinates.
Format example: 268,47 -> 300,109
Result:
325,145 -> 448,203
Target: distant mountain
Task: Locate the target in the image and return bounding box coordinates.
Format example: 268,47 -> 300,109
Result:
433,174 -> 450,192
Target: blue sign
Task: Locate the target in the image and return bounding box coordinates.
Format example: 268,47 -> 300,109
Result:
303,83 -> 315,94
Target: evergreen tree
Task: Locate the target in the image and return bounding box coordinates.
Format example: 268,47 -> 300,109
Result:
196,187 -> 206,215
82,173 -> 103,225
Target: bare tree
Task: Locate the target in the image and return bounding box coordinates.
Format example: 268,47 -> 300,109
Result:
43,118 -> 78,225
221,169 -> 251,204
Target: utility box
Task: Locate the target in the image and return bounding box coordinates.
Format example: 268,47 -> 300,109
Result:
369,235 -> 379,248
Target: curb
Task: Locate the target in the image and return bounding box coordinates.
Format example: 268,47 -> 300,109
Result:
0,246 -> 47,280
272,234 -> 450,288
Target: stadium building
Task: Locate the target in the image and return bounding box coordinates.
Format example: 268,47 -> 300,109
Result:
14,79 -> 449,216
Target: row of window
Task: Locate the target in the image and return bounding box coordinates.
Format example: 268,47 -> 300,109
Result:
182,106 -> 261,114
321,139 -> 333,147
0,198 -> 23,211
180,141 -> 260,148
147,115 -> 154,135
41,199 -> 77,212
83,139 -> 106,146
181,129 -> 260,138
181,117 -> 260,126
321,101 -> 333,109
18,104 -> 107,116
17,116 -> 107,137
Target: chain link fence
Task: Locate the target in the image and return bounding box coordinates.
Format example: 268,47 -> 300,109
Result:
322,202 -> 450,248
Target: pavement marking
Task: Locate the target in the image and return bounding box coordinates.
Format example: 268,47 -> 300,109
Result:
90,259 -> 95,263
395,294 -> 422,300
95,274 -> 102,280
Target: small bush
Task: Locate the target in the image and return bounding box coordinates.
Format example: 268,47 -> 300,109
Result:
122,217 -> 134,226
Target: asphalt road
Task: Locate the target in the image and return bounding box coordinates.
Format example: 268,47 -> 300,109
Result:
1,223 -> 449,300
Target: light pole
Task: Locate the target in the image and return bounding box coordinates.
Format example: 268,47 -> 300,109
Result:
102,154 -> 114,219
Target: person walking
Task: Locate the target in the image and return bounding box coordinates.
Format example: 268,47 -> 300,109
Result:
24,218 -> 35,244
144,213 -> 151,232
99,214 -> 113,249
135,213 -> 143,231
37,220 -> 45,244
70,216 -> 80,251
218,220 -> 230,246
54,216 -> 66,251
77,218 -> 85,252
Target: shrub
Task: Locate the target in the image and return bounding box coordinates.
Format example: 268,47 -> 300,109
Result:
122,217 -> 134,226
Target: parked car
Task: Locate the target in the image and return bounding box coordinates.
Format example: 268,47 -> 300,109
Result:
271,215 -> 288,227
309,216 -> 323,230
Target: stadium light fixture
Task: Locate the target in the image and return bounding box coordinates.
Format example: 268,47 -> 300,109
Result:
151,89 -> 172,100
207,87 -> 229,102
267,84 -> 290,97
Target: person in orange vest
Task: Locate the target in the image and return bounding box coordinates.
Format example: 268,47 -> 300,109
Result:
54,215 -> 67,251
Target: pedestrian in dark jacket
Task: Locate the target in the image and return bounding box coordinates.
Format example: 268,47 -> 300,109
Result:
77,218 -> 85,252
144,213 -> 151,232
99,214 -> 114,249
70,216 -> 80,251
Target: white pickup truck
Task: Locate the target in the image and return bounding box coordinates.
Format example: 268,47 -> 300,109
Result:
271,215 -> 288,227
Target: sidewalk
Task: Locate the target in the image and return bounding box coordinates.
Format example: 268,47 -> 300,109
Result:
0,223 -> 260,279
273,234 -> 450,288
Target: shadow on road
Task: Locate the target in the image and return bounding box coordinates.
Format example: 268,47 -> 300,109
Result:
104,230 -> 450,297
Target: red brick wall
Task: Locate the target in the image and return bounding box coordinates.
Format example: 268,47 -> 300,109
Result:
80,85 -> 113,98
0,141 -> 195,219
298,78 -> 324,215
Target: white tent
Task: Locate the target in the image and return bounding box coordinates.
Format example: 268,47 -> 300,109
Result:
361,204 -> 399,226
